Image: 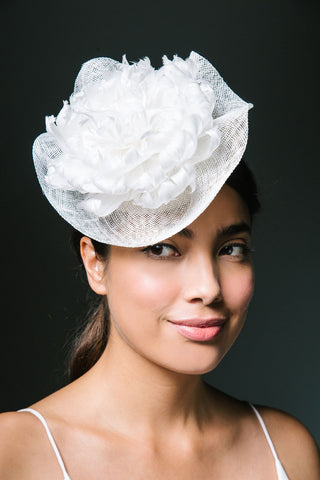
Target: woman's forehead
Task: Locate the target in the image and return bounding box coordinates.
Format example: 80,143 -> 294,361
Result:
179,185 -> 251,238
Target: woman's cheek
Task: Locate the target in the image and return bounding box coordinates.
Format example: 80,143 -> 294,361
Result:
223,267 -> 254,311
107,259 -> 179,313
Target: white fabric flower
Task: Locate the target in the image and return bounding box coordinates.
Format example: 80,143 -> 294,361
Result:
44,55 -> 221,216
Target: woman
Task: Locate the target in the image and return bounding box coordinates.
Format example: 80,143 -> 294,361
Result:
0,52 -> 319,479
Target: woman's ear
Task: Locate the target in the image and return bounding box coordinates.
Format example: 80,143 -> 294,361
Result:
80,237 -> 108,295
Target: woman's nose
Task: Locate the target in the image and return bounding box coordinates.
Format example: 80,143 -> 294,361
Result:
182,253 -> 222,306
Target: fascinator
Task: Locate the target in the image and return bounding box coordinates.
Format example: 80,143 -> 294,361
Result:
33,51 -> 252,247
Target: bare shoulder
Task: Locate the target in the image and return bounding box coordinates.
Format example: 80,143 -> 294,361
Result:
254,405 -> 320,480
0,411 -> 36,478
0,411 -> 39,452
0,410 -> 61,480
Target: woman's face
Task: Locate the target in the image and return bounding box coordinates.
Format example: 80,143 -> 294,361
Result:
101,185 -> 254,375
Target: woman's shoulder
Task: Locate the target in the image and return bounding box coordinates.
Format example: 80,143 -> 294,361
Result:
209,389 -> 319,479
253,404 -> 320,480
0,410 -> 39,451
0,410 -> 64,480
0,411 -> 39,477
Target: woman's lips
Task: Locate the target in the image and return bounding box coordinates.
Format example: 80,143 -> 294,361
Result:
168,318 -> 227,342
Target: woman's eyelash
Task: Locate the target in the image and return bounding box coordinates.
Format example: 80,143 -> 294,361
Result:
142,243 -> 180,259
219,242 -> 252,257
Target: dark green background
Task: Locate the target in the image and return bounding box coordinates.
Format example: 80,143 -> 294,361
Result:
2,0 -> 319,444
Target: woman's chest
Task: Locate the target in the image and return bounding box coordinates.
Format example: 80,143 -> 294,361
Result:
60,438 -> 278,480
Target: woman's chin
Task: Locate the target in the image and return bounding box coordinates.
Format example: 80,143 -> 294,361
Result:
154,353 -> 226,377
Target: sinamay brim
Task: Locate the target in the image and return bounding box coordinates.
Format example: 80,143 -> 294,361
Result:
33,52 -> 252,247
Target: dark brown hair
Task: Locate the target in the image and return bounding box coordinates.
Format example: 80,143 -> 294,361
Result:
69,160 -> 260,381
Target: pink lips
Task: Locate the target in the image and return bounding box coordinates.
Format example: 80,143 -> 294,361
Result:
168,318 -> 226,342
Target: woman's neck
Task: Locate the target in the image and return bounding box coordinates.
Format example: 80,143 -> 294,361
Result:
76,332 -> 215,440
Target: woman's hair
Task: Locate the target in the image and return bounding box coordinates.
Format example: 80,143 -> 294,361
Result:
69,160 -> 260,381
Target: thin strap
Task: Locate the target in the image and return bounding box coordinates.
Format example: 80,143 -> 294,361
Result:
250,404 -> 290,480
18,408 -> 71,480
250,404 -> 279,460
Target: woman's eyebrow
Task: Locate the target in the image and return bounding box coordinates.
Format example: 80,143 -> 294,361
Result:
217,222 -> 251,238
177,227 -> 194,239
177,222 -> 251,240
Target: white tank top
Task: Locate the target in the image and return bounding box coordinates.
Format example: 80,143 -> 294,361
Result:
18,404 -> 289,479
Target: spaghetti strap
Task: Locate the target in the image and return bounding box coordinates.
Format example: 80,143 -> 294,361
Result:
250,404 -> 290,480
18,408 -> 71,480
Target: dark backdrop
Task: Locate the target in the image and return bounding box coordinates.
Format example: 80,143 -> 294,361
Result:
1,0 -> 319,444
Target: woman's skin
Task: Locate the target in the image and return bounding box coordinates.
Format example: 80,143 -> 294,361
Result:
0,185 -> 319,479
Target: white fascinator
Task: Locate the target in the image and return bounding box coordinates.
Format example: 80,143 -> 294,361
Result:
33,51 -> 252,247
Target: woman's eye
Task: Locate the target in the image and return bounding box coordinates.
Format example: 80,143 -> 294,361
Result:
219,243 -> 251,259
143,243 -> 180,258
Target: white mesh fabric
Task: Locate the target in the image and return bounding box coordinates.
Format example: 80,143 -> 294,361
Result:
33,52 -> 252,247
